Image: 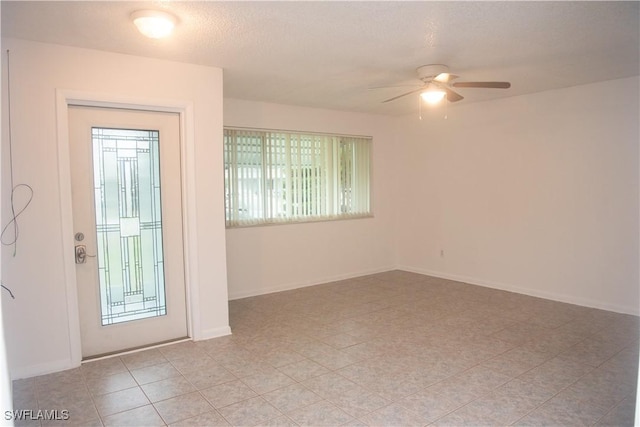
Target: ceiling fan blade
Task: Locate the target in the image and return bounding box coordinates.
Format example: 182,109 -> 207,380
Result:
452,81 -> 511,89
368,84 -> 422,90
382,88 -> 425,103
443,87 -> 464,102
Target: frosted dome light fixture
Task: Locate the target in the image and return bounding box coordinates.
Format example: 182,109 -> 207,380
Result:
131,10 -> 177,39
420,88 -> 446,104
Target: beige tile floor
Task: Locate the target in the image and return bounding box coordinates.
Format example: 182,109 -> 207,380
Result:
12,271 -> 639,426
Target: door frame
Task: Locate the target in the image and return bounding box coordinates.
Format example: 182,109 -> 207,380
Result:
56,90 -> 202,366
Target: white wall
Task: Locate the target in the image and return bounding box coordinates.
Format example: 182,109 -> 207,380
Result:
0,40 -> 13,421
395,77 -> 639,314
0,298 -> 11,426
1,38 -> 229,379
224,99 -> 397,299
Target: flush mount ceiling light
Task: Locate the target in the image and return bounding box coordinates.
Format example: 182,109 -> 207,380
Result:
131,9 -> 177,39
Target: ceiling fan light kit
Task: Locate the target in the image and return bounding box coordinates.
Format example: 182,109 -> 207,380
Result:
420,87 -> 446,104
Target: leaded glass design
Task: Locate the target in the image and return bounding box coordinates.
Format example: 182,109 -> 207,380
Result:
92,127 -> 166,325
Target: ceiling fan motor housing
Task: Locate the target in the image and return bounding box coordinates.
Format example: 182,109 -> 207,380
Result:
417,64 -> 450,82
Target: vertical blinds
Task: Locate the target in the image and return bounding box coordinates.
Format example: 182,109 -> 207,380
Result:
224,128 -> 371,227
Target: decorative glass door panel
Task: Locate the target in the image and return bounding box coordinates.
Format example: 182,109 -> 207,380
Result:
92,128 -> 166,325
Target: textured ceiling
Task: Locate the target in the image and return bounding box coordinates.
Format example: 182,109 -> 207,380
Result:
2,1 -> 639,115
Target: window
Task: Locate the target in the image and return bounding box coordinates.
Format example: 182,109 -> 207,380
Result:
224,128 -> 371,227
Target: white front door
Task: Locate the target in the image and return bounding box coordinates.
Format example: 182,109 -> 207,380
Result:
69,106 -> 188,358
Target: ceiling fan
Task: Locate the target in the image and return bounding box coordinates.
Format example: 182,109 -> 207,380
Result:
378,64 -> 511,104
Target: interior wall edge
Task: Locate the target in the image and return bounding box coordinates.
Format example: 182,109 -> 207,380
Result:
227,265 -> 397,301
397,264 -> 640,316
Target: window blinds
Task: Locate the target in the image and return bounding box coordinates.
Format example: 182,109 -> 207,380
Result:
224,128 -> 371,227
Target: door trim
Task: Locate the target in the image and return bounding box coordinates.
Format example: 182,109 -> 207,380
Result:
56,90 -> 201,367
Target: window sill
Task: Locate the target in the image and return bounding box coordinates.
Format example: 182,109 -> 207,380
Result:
225,213 -> 374,229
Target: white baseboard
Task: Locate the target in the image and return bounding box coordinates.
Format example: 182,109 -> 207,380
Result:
11,358 -> 78,381
397,264 -> 640,316
228,265 -> 397,300
198,326 -> 232,341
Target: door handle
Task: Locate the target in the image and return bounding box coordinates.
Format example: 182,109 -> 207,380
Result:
75,245 -> 87,264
